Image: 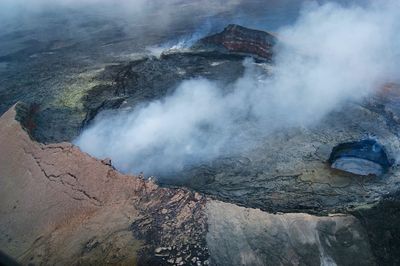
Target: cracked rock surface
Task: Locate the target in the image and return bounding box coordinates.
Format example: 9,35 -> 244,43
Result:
0,104 -> 383,265
0,104 -> 208,265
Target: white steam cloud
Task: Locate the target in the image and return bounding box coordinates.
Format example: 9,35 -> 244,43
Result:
75,1 -> 400,176
0,0 -> 254,35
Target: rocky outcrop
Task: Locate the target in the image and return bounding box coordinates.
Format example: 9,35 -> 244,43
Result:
207,201 -> 375,266
351,191 -> 400,266
0,103 -> 209,265
0,104 -> 381,265
193,24 -> 276,60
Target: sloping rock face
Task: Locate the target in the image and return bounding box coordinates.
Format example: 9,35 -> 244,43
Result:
352,191 -> 400,266
0,104 -> 379,265
207,201 -> 375,266
193,24 -> 276,60
0,104 -> 209,265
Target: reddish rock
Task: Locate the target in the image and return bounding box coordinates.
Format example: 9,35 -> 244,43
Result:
194,24 -> 277,60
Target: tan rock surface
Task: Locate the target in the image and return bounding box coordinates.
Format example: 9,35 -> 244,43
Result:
0,104 -> 378,266
0,104 -> 208,265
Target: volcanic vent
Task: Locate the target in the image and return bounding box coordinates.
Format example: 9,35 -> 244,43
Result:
328,139 -> 392,176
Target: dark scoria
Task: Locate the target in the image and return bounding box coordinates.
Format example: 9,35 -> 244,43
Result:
29,25 -> 277,144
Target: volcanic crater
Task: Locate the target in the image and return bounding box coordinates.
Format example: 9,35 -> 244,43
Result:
1,21 -> 400,266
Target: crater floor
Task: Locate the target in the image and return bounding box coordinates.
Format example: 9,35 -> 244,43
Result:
1,19 -> 400,265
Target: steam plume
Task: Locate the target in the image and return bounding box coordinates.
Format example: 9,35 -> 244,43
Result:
75,1 -> 400,176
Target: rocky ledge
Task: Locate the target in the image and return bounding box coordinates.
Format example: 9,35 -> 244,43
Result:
0,103 -> 388,265
193,24 -> 276,60
0,103 -> 208,265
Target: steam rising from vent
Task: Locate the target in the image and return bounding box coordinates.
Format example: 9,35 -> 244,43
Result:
75,1 -> 400,176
